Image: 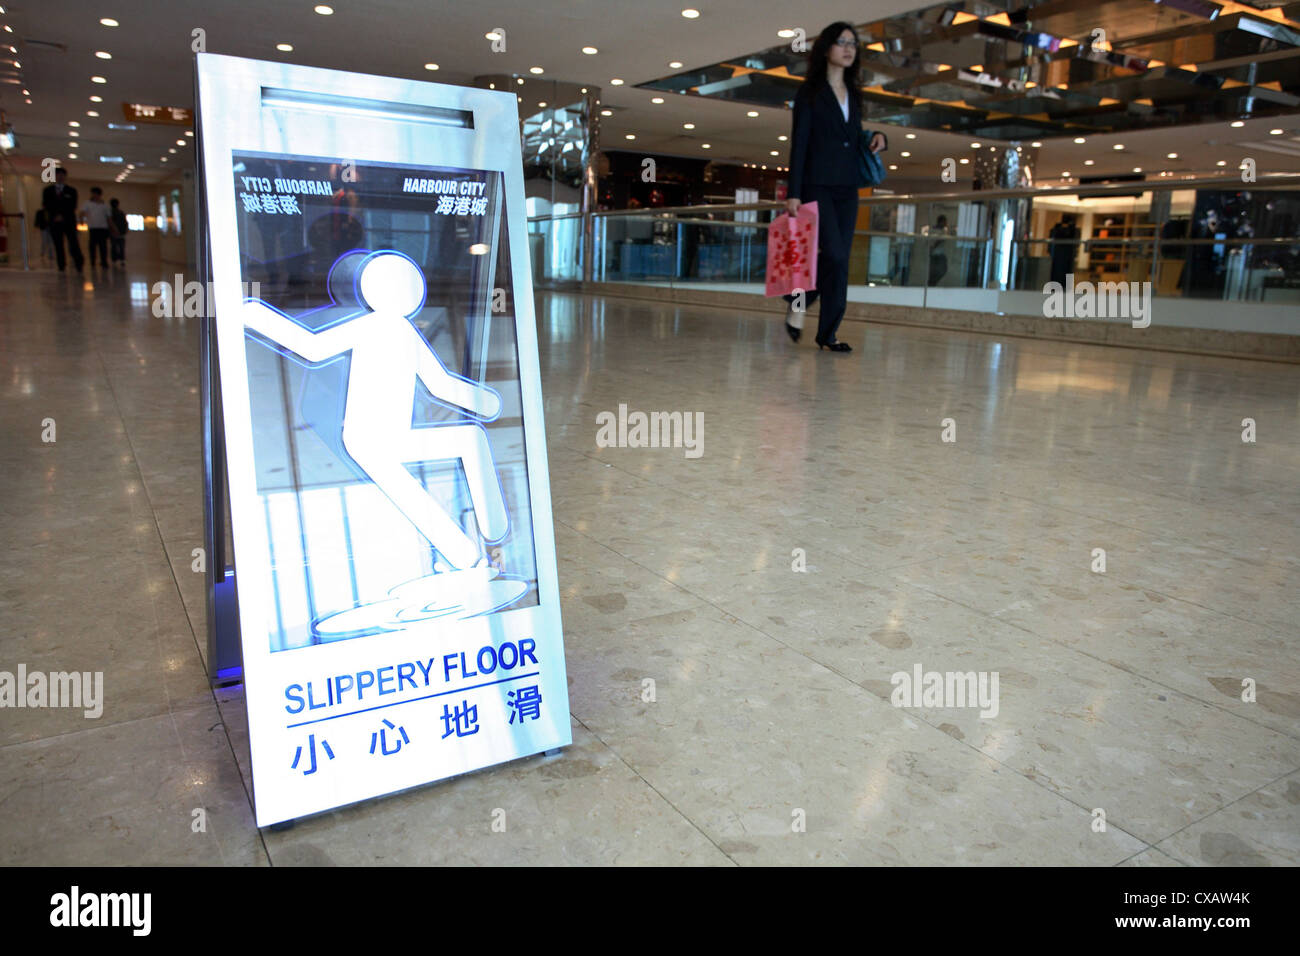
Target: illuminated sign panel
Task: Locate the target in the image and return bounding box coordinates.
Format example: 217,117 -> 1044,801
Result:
196,55 -> 569,827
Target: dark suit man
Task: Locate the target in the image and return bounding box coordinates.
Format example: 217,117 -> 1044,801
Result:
42,168 -> 84,272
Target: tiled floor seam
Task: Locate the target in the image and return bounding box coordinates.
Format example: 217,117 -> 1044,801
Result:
1143,767 -> 1300,866
561,517 -> 1152,861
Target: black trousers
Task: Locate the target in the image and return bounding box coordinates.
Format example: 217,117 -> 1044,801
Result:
50,222 -> 84,271
785,184 -> 858,344
88,228 -> 110,267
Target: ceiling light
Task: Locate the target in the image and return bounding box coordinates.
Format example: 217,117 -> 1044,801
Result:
69,131 -> 79,137
169,148 -> 177,153
1031,141 -> 1042,148
1216,160 -> 1226,167
777,29 -> 795,38
529,66 -> 544,74
185,130 -> 193,136
1084,159 -> 1094,165
1167,152 -> 1178,159
314,5 -> 333,14
625,134 -> 635,140
1132,167 -> 1142,173
90,95 -> 102,102
538,101 -> 546,107
95,51 -> 112,59
970,142 -> 980,148
888,164 -> 898,170
582,47 -> 598,55
1269,128 -> 1284,135
69,120 -> 80,127
669,61 -> 683,68
701,143 -> 710,149
1073,137 -> 1085,144
959,158 -> 969,164
778,134 -> 787,141
900,151 -> 910,157
1113,144 -> 1124,150
681,8 -> 700,17
68,143 -> 77,149
683,122 -> 695,129
485,31 -> 501,41
424,62 -> 439,70
277,43 -> 293,52
747,111 -> 759,117
905,133 -> 916,139
1230,121 -> 1244,128
91,76 -> 107,84
610,78 -> 623,85
1062,171 -> 1071,177
68,153 -> 78,159
600,109 -> 612,116
770,150 -> 778,156
651,97 -> 664,104
87,110 -> 98,117
176,139 -> 186,146
100,18 -> 119,27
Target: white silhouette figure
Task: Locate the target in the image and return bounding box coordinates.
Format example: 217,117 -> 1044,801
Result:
242,251 -> 508,570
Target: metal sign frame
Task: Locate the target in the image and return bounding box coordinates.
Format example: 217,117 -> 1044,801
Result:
195,53 -> 569,827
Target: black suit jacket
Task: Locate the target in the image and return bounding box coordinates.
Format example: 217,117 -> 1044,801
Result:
787,82 -> 870,199
42,184 -> 79,227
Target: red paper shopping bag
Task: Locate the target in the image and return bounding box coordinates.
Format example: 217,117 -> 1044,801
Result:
764,201 -> 819,297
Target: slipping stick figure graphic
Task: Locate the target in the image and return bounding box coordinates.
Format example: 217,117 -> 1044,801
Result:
243,251 -> 508,570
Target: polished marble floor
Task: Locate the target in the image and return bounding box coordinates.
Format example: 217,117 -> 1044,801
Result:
1,263 -> 1297,866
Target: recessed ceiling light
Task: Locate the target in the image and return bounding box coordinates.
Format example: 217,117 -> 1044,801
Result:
701,143 -> 710,149
959,158 -> 969,164
888,164 -> 898,170
169,148 -> 177,153
185,130 -> 193,136
161,157 -> 168,162
900,151 -> 910,157
778,134 -> 787,141
1230,120 -> 1244,128
537,101 -> 546,108
515,78 -> 523,85
277,43 -> 294,52
1113,144 -> 1124,150
970,142 -> 981,148
582,47 -> 598,55
1216,160 -> 1226,166
424,62 -> 439,70
87,110 -> 98,117
683,122 -> 694,129
95,51 -> 112,59
770,150 -> 778,155
1031,141 -> 1042,147
1061,171 -> 1071,177
314,5 -> 333,14
67,142 -> 77,149
651,97 -> 664,104
625,133 -> 635,140
1073,137 -> 1085,144
905,133 -> 916,139
1269,128 -> 1284,135
91,76 -> 107,83
68,153 -> 78,159
600,109 -> 612,116
1084,159 -> 1095,165
681,8 -> 700,18
90,95 -> 103,102
1133,167 -> 1142,173
777,29 -> 795,38
69,131 -> 79,137
177,139 -> 187,146
610,78 -> 623,85
69,120 -> 80,127
100,18 -> 119,27
485,31 -> 501,41
529,66 -> 544,74
669,61 -> 683,68
1167,152 -> 1178,159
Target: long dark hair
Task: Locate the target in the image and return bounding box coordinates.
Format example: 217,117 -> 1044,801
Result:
800,21 -> 862,114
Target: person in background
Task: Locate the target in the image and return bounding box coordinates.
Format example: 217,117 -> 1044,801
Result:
80,186 -> 112,269
41,167 -> 84,272
1048,214 -> 1079,287
784,21 -> 887,352
109,198 -> 128,268
928,214 -> 950,285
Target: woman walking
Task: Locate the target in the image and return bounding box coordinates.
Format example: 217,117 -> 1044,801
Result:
784,22 -> 886,352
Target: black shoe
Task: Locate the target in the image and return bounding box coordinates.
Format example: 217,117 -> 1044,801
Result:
816,338 -> 851,352
785,321 -> 801,343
